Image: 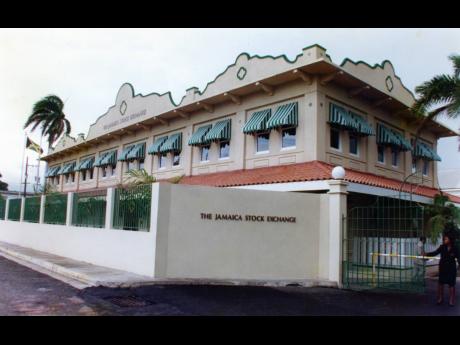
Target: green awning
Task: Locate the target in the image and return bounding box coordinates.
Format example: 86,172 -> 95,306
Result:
76,157 -> 95,171
160,133 -> 182,153
376,124 -> 411,151
118,145 -> 135,161
203,119 -> 231,143
99,150 -> 117,166
413,142 -> 441,161
126,142 -> 146,161
349,111 -> 375,136
148,136 -> 168,154
188,125 -> 212,146
328,103 -> 356,130
46,166 -> 60,177
243,109 -> 271,134
94,152 -> 108,167
58,161 -> 76,175
267,102 -> 298,130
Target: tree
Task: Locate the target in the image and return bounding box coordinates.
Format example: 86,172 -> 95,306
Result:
412,54 -> 460,137
23,95 -> 71,148
423,194 -> 460,244
0,172 -> 8,191
125,169 -> 156,186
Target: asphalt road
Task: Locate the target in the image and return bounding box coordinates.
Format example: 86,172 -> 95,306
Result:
0,255 -> 459,316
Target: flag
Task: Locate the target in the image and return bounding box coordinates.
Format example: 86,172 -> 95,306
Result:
26,137 -> 44,155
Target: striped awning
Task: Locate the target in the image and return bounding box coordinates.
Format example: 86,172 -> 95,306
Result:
99,150 -> 117,166
126,142 -> 146,161
328,103 -> 356,130
188,125 -> 212,146
349,111 -> 375,136
148,136 -> 168,155
377,124 -> 411,151
243,109 -> 271,134
204,119 -> 231,143
160,133 -> 182,153
94,152 -> 108,167
76,157 -> 95,171
118,145 -> 135,161
267,102 -> 298,130
46,166 -> 61,177
413,142 -> 441,161
57,161 -> 76,175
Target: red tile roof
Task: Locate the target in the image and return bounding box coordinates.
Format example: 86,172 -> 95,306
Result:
180,160 -> 460,204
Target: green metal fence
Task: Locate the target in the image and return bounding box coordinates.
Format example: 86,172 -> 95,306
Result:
72,190 -> 107,228
7,198 -> 21,221
23,196 -> 41,223
113,184 -> 151,231
0,197 -> 5,220
44,193 -> 67,225
343,195 -> 425,293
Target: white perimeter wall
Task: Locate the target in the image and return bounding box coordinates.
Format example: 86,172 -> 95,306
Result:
0,221 -> 157,277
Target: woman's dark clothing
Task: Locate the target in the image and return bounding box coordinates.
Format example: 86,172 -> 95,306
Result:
426,244 -> 460,287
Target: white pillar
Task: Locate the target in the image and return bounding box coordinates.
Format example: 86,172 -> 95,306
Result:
66,192 -> 74,226
5,199 -> 10,220
105,187 -> 114,229
20,197 -> 25,222
327,179 -> 348,287
39,195 -> 46,224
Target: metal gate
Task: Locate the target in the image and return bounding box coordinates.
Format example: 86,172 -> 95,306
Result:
342,195 -> 425,293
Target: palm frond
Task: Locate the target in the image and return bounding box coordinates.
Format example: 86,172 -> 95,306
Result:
125,169 -> 156,186
449,54 -> 460,79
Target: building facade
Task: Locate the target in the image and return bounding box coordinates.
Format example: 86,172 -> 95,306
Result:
42,44 -> 458,203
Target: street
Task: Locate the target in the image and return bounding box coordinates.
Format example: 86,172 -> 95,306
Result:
0,255 -> 458,316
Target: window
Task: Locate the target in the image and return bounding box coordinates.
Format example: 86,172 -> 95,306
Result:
101,166 -> 108,178
412,159 -> 418,173
88,168 -> 94,180
377,145 -> 385,163
423,160 -> 429,176
159,153 -> 167,168
330,128 -> 340,150
219,141 -> 230,158
173,152 -> 181,166
282,127 -> 296,148
81,170 -> 86,181
55,177 -> 60,185
391,147 -> 399,167
70,173 -> 75,183
349,134 -> 359,155
200,145 -> 210,161
110,165 -> 116,177
127,160 -> 135,172
256,132 -> 270,153
138,158 -> 145,170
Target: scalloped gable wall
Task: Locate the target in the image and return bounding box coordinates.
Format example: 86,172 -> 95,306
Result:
47,44 -> 416,155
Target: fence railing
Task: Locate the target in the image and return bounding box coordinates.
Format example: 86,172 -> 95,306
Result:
72,190 -> 107,228
113,184 -> 151,231
44,194 -> 67,225
23,196 -> 41,223
7,198 -> 21,221
0,197 -> 5,220
0,184 -> 155,232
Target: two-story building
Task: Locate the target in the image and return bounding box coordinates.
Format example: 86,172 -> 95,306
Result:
41,44 -> 460,206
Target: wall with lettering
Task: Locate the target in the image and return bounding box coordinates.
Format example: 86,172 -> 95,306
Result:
153,183 -> 330,282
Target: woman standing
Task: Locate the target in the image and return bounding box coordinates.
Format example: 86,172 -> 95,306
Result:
423,233 -> 460,306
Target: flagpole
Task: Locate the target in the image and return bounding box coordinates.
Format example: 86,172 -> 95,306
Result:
36,135 -> 42,191
19,133 -> 27,197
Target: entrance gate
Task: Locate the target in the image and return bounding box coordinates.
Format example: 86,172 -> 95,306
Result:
342,195 -> 425,293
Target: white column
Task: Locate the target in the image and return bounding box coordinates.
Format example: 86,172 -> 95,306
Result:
66,192 -> 74,226
105,187 -> 114,229
19,197 -> 25,222
327,179 -> 348,287
149,183 -> 160,233
39,195 -> 46,224
5,199 -> 10,220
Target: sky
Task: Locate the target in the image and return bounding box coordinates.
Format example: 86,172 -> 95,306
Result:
0,28 -> 459,192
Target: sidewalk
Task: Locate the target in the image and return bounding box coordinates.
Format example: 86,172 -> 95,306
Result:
0,241 -> 157,289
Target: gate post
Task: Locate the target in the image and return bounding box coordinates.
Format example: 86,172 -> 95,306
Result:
105,187 -> 115,230
327,178 -> 348,287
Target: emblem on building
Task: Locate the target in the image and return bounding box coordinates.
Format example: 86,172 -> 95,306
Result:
120,101 -> 127,115
385,76 -> 394,92
237,67 -> 247,80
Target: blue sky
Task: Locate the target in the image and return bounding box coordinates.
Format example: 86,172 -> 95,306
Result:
0,28 -> 459,191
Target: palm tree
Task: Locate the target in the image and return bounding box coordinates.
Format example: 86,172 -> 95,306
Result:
424,194 -> 460,244
23,95 -> 71,148
125,169 -> 156,186
412,54 -> 460,137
